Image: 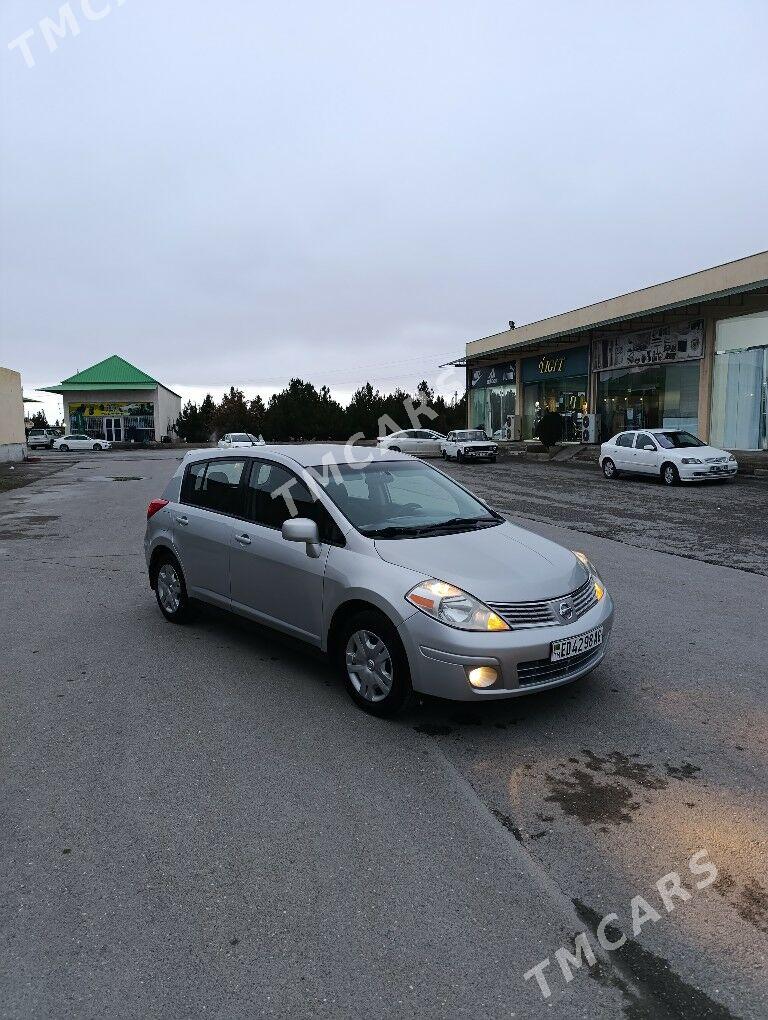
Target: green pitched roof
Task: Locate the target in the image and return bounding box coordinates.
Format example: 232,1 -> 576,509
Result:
39,355 -> 181,397
61,355 -> 158,386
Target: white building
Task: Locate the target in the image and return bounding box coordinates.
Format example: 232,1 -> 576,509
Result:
41,355 -> 181,443
0,366 -> 26,462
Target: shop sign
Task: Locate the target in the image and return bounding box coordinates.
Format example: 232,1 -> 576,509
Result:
593,320 -> 703,372
522,346 -> 589,383
470,361 -> 516,388
68,400 -> 154,418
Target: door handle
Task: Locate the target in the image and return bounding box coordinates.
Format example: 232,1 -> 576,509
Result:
175,514 -> 189,525
235,533 -> 251,545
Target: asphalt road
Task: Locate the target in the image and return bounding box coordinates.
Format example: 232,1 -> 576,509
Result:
1,449 -> 766,1020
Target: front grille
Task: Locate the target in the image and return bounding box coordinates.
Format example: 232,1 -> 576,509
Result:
705,456 -> 727,463
488,578 -> 598,631
517,646 -> 604,687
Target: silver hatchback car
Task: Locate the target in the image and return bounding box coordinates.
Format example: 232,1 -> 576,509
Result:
145,445 -> 613,715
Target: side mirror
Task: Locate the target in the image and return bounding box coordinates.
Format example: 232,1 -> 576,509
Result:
282,517 -> 322,558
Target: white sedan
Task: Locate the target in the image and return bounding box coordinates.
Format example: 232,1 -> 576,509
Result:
440,430 -> 498,462
599,429 -> 737,485
217,433 -> 265,449
53,434 -> 111,452
376,430 -> 446,457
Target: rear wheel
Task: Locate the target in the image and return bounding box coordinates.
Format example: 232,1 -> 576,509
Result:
389,446 -> 401,453
337,610 -> 411,717
59,444 -> 69,452
154,554 -> 192,623
661,462 -> 679,486
602,458 -> 619,479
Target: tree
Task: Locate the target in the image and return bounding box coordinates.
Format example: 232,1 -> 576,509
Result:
174,400 -> 205,443
29,409 -> 49,428
213,387 -> 250,435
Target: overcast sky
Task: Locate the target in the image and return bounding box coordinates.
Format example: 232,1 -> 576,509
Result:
2,0 -> 767,423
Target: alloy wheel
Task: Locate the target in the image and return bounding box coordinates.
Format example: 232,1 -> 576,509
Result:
345,629 -> 394,703
157,563 -> 182,614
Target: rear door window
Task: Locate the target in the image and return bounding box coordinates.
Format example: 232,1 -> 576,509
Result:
616,433 -> 634,448
181,458 -> 246,515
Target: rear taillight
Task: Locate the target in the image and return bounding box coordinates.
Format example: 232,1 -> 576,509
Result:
147,499 -> 169,520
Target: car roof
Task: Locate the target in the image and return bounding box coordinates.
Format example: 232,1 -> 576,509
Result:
183,443 -> 414,468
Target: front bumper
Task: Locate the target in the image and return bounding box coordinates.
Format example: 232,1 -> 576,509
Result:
679,463 -> 737,481
398,593 -> 614,701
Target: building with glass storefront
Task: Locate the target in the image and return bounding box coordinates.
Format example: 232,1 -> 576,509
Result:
458,251 -> 768,450
40,355 -> 181,443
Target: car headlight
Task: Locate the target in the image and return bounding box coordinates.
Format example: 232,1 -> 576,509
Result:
573,551 -> 605,601
728,454 -> 736,462
681,457 -> 702,464
405,579 -> 509,631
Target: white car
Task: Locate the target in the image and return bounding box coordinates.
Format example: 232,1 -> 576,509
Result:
376,429 -> 446,457
26,428 -> 60,450
599,429 -> 737,485
217,433 -> 265,449
441,429 -> 498,463
53,434 -> 111,452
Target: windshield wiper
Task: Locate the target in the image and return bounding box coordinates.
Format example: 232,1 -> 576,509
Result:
361,516 -> 500,539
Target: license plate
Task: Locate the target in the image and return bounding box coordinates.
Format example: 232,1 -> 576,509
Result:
551,626 -> 603,662
710,466 -> 726,473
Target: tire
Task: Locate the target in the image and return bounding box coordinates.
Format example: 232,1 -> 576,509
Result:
456,449 -> 463,462
441,450 -> 447,459
661,462 -> 679,487
153,554 -> 193,624
336,610 -> 411,717
93,443 -> 102,451
390,446 -> 401,453
602,458 -> 619,480
488,455 -> 497,463
59,444 -> 69,452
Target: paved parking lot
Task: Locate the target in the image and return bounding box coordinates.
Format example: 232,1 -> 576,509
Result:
2,449 -> 767,1019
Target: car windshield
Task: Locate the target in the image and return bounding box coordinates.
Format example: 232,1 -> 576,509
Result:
456,430 -> 488,441
654,431 -> 704,449
311,460 -> 502,538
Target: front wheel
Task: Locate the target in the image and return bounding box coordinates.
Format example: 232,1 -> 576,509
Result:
488,455 -> 497,463
456,449 -> 463,462
154,555 -> 193,623
662,463 -> 680,486
337,610 -> 411,717
93,443 -> 102,451
389,446 -> 401,453
602,458 -> 619,480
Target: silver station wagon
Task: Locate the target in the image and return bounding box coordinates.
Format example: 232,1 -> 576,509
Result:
145,445 -> 613,716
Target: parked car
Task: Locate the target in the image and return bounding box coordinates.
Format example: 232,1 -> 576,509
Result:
217,433 -> 266,449
441,430 -> 498,462
145,445 -> 612,716
26,428 -> 59,449
53,434 -> 111,452
599,429 -> 737,485
376,429 -> 446,457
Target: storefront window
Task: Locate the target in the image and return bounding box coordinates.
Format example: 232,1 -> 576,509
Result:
468,361 -> 517,436
521,347 -> 589,442
710,311 -> 768,451
597,361 -> 700,439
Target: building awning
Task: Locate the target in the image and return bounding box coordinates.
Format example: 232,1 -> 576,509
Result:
465,250 -> 768,363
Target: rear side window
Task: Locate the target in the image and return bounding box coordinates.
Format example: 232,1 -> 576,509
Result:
615,433 -> 634,448
243,462 -> 343,544
181,458 -> 246,515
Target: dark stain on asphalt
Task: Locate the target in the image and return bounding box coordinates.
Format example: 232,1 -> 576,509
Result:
716,870 -> 768,934
573,899 -> 739,1019
491,808 -> 524,843
544,750 -> 702,826
413,723 -> 452,737
545,766 -> 641,825
664,762 -> 701,781
0,513 -> 61,540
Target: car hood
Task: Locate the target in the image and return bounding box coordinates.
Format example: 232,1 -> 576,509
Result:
667,445 -> 728,460
374,522 -> 588,602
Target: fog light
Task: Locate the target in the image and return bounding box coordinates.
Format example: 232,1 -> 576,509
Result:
467,665 -> 498,689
